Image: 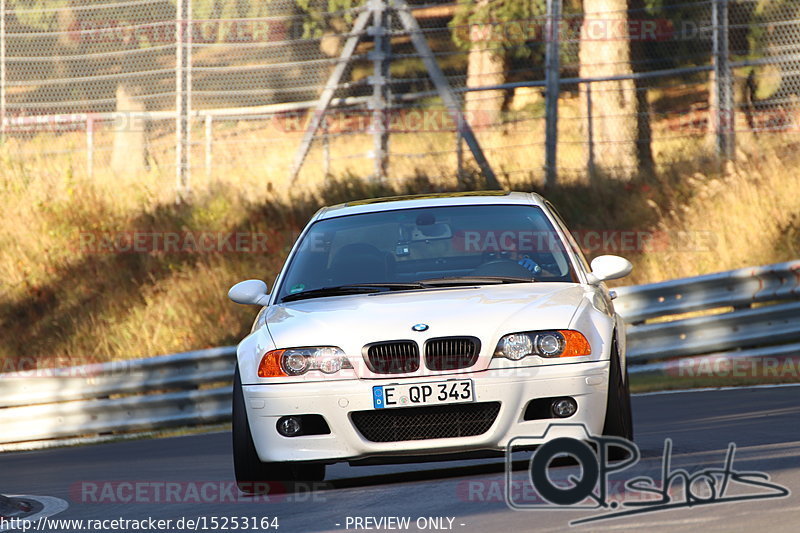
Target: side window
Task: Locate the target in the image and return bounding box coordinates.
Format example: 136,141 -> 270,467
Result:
545,201 -> 591,273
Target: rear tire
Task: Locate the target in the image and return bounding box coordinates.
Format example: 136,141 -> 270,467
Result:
232,364 -> 325,493
602,340 -> 634,459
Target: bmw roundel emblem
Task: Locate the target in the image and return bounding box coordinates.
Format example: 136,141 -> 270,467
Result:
412,323 -> 429,332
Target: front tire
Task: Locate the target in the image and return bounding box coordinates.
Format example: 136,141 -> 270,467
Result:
232,364 -> 325,493
602,341 -> 634,457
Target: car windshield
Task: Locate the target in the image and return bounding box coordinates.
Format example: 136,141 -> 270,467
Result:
276,204 -> 578,303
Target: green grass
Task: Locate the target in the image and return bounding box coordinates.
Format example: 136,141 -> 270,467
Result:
631,371 -> 800,394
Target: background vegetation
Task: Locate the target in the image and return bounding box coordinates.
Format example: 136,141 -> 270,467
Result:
2,0 -> 799,394
2,130 -> 798,367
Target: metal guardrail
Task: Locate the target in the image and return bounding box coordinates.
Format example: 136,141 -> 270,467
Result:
617,260 -> 800,373
0,260 -> 798,449
1,347 -> 236,408
614,260 -> 800,324
0,347 -> 236,450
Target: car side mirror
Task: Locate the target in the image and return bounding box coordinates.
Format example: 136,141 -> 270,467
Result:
587,255 -> 633,284
228,279 -> 270,306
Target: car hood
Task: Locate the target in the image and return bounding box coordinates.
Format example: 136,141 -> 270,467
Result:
263,283 -> 589,378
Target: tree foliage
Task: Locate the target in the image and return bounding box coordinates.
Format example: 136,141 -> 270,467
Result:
450,0 -> 546,56
9,0 -> 269,35
292,0 -> 363,38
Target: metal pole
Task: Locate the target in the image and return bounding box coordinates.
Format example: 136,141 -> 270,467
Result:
585,82 -> 595,181
369,0 -> 390,182
394,0 -> 500,189
186,1 -> 192,189
544,0 -> 562,188
288,9 -> 372,185
322,119 -> 330,178
1,0 -> 6,145
175,0 -> 183,198
204,114 -> 212,177
456,126 -> 463,183
713,0 -> 734,160
87,116 -> 94,179
176,0 -> 192,201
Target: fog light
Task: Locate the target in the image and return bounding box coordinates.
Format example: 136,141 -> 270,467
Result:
277,416 -> 302,437
551,397 -> 577,418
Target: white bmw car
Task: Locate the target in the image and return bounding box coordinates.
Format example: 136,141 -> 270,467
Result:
229,191 -> 633,489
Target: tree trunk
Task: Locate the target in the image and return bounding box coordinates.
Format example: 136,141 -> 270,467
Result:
110,83 -> 149,175
629,0 -> 654,174
465,4 -> 506,130
579,0 -> 645,180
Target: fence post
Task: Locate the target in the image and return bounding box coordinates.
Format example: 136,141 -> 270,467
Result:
585,82 -> 595,181
175,0 -> 192,201
456,126 -> 463,182
712,0 -> 735,160
204,114 -> 212,178
86,115 -> 94,179
368,0 -> 390,182
1,0 -> 6,145
322,119 -> 331,178
544,0 -> 562,188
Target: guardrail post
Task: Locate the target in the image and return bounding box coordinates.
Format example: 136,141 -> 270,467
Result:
544,0 -> 562,188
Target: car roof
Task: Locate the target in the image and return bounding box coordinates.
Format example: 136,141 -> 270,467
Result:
316,191 -> 546,220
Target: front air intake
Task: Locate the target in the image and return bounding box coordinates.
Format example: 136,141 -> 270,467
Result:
424,336 -> 481,371
364,340 -> 420,374
351,402 -> 501,442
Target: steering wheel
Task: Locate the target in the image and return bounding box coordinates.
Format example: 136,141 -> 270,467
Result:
471,259 -> 537,278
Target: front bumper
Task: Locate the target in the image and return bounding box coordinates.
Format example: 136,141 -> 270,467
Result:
243,361 -> 610,464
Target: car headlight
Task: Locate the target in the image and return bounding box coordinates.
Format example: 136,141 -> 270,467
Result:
494,330 -> 591,361
258,346 -> 354,377
497,334 -> 534,361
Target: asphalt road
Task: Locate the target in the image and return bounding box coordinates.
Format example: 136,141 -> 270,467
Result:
1,386 -> 799,532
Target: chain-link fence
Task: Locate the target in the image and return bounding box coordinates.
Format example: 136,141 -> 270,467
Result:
1,0 -> 799,199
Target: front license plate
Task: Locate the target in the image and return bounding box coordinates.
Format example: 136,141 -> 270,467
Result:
372,380 -> 474,409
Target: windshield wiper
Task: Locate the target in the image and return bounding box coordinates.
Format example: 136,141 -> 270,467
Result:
417,276 -> 535,287
281,282 -> 425,303
281,278 -> 534,303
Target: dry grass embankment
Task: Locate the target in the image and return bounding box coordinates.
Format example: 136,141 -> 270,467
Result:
1,112 -> 799,372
